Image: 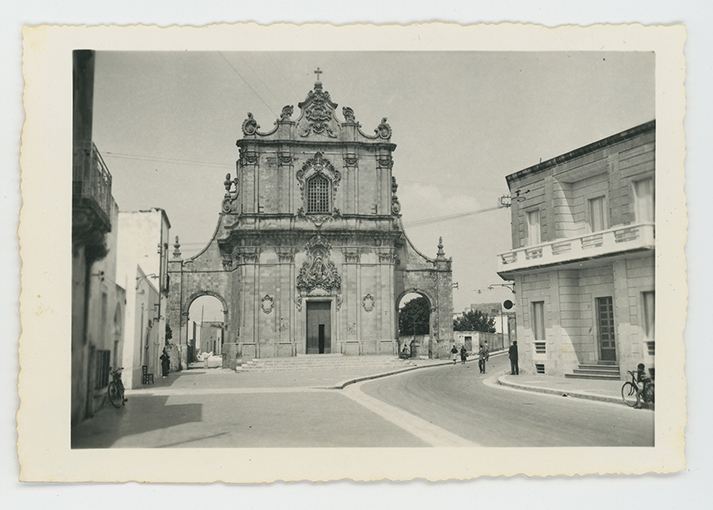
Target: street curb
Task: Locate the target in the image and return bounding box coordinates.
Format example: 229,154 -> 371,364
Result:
321,350 -> 509,390
496,375 -> 623,405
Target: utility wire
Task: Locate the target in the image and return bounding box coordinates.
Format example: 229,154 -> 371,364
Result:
236,53 -> 284,108
103,151 -> 234,169
266,53 -> 301,101
403,205 -> 503,228
218,52 -> 278,118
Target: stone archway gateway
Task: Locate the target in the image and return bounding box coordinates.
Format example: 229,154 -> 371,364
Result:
166,78 -> 454,360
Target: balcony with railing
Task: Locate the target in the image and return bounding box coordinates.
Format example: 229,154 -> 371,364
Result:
497,223 -> 655,275
73,141 -> 113,232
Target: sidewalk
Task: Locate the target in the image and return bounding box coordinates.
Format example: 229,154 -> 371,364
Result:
497,372 -> 626,405
126,356 -> 453,394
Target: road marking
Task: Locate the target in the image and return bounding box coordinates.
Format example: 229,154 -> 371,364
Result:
341,381 -> 479,447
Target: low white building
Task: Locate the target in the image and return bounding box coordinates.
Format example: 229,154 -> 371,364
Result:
116,208 -> 171,388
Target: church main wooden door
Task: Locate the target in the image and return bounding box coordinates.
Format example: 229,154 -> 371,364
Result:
306,301 -> 331,354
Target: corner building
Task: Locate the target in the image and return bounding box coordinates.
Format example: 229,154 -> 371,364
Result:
497,121 -> 655,379
167,81 -> 454,360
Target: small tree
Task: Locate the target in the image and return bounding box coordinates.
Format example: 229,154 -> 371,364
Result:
453,310 -> 496,333
165,324 -> 173,344
399,297 -> 430,336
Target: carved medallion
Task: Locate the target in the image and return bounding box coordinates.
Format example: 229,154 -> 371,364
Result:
261,295 -> 274,315
362,294 -> 375,313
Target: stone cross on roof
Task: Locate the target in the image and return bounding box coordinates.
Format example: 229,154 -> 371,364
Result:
314,67 -> 323,80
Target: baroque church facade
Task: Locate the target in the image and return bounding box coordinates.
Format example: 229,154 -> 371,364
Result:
167,79 -> 454,360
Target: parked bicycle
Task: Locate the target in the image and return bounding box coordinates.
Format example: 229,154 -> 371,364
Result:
107,366 -> 127,408
621,370 -> 654,408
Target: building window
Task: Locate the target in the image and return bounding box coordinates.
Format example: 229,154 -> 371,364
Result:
307,174 -> 330,213
535,363 -> 546,374
532,300 -> 546,354
94,350 -> 111,389
634,178 -> 655,223
588,196 -> 606,232
526,209 -> 541,246
642,291 -> 655,355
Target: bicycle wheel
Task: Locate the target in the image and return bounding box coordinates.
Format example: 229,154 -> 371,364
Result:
107,381 -> 124,408
621,382 -> 639,407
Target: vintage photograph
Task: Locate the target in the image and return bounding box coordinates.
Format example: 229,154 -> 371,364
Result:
70,50 -> 657,448
18,24 -> 687,482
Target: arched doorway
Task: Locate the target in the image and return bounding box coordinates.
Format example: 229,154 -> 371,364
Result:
397,290 -> 433,359
186,294 -> 226,367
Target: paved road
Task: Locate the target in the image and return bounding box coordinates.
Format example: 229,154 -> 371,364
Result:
72,355 -> 653,448
360,355 -> 655,447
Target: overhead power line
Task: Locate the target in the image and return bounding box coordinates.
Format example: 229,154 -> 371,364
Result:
219,52 -> 278,118
402,205 -> 503,228
103,151 -> 233,169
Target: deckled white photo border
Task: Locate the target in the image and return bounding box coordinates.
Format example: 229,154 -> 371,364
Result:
18,23 -> 687,482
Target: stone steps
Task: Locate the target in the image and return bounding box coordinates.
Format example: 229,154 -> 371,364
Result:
237,354 -> 416,372
565,363 -> 621,380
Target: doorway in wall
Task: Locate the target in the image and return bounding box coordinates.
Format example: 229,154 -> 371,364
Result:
596,296 -> 617,361
306,301 -> 331,354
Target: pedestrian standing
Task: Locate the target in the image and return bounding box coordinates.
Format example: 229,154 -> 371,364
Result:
451,344 -> 458,365
160,348 -> 170,378
460,345 -> 467,364
508,341 -> 519,375
478,344 -> 486,373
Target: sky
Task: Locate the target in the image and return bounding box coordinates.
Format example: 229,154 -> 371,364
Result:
91,51 -> 655,314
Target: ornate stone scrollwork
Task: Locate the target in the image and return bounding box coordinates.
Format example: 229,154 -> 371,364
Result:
299,83 -> 338,138
295,294 -> 302,311
261,295 -> 274,315
242,112 -> 260,136
343,153 -> 358,167
238,146 -> 258,166
343,251 -> 360,263
277,248 -> 296,263
362,294 -> 375,313
342,106 -> 356,123
391,176 -> 399,194
296,152 -> 341,199
376,154 -> 393,169
222,173 -> 240,213
375,117 -> 392,140
296,235 -> 342,294
222,251 -> 233,271
280,105 -> 294,121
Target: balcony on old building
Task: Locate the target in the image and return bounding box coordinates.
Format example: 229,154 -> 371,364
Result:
497,222 -> 655,276
73,141 -> 113,234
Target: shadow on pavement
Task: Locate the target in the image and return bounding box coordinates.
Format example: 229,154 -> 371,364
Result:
71,395 -> 202,448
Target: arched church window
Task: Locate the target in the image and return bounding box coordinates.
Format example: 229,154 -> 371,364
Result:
307,174 -> 330,213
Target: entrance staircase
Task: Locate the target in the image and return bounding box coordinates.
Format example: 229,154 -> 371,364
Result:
565,362 -> 621,381
237,353 -> 416,373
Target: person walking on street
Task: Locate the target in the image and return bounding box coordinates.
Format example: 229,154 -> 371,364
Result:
160,348 -> 170,378
451,344 -> 458,365
508,341 -> 519,375
478,343 -> 489,374
460,345 -> 468,364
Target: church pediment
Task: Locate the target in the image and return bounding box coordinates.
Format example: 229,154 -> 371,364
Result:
295,82 -> 341,139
